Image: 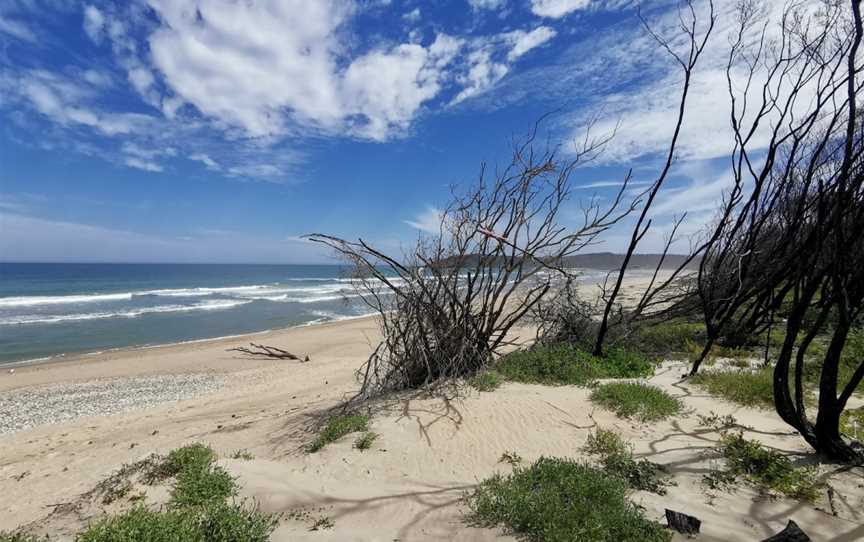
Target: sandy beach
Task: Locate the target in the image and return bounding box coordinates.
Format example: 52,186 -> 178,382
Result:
1,277 -> 863,541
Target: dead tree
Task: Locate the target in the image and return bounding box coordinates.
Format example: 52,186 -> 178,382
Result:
307,123 -> 638,400
228,343 -> 309,361
593,0 -> 716,356
690,0 -> 864,461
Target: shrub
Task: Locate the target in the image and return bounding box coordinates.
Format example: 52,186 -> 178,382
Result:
627,321 -> 705,357
77,503 -> 278,542
583,429 -> 670,495
230,450 -> 255,460
496,345 -> 653,386
689,367 -> 776,409
590,383 -> 682,422
468,370 -> 503,392
718,433 -> 821,501
170,464 -> 237,508
307,413 -> 370,452
465,457 -> 671,542
143,444 -> 216,484
840,407 -> 864,441
353,431 -> 378,451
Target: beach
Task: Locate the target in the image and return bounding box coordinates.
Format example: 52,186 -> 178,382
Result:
1,276 -> 862,541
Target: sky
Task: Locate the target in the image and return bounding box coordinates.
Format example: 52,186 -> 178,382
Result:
0,0 -> 785,263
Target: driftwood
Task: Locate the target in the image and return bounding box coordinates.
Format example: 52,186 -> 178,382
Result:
761,520 -> 811,542
228,343 -> 309,362
664,509 -> 701,536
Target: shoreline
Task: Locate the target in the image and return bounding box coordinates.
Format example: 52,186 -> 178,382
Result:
0,311 -> 378,373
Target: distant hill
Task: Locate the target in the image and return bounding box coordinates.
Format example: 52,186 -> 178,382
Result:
433,252 -> 698,270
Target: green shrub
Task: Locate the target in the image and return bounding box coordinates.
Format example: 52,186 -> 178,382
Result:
496,345 -> 653,386
590,383 -> 682,422
353,431 -> 378,451
718,433 -> 821,501
170,464 -> 237,508
465,457 -> 671,542
307,413 -> 370,452
142,444 -> 216,484
469,370 -> 503,392
77,503 -> 278,542
840,407 -> 864,441
689,367 -> 776,409
583,429 -> 670,495
628,321 -> 705,356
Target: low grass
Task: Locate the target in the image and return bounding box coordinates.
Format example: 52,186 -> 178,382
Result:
628,321 -> 705,357
582,429 -> 670,495
590,382 -> 682,422
689,367 -> 776,410
307,413 -> 370,452
230,449 -> 255,460
169,463 -> 237,508
496,344 -> 654,387
76,442 -> 278,542
840,407 -> 864,441
465,457 -> 671,542
353,431 -> 378,451
143,443 -> 216,484
77,502 -> 278,542
468,370 -> 503,392
717,432 -> 821,501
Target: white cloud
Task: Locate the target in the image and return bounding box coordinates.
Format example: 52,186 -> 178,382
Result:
505,26 -> 556,61
405,206 -> 444,234
82,5 -> 105,42
574,180 -> 650,189
344,34 -> 463,139
0,16 -> 37,42
530,0 -> 591,18
18,71 -> 148,136
403,8 -> 421,22
124,157 -> 163,172
468,0 -> 507,9
190,153 -> 220,170
452,26 -> 556,103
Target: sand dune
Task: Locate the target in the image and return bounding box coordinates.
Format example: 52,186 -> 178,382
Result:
1,281 -> 862,541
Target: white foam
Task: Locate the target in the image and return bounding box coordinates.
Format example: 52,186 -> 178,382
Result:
0,292 -> 133,307
0,300 -> 249,326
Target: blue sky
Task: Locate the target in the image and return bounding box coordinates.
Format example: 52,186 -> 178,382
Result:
0,0 -> 761,263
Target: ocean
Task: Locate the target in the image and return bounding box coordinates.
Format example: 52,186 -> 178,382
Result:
0,263 -> 372,365
0,263 -> 618,366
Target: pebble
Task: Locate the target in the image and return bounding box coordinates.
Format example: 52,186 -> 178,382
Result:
0,373 -> 223,435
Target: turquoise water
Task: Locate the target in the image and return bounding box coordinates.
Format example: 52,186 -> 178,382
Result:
0,263 -> 370,365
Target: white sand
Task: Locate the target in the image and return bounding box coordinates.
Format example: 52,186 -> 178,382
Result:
1,277 -> 862,541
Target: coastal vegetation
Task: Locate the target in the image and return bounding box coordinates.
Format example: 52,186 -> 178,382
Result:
301,0 -> 864,466
589,382 -> 682,422
307,413 -> 371,453
466,457 -> 671,542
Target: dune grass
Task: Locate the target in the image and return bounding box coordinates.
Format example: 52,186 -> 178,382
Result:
76,443 -> 278,542
689,367 -> 776,409
468,370 -> 503,392
353,431 -> 378,451
840,407 -> 864,441
590,382 -> 682,422
495,344 -> 654,387
582,429 -> 670,495
465,457 -> 671,542
307,413 -> 370,452
77,503 -> 278,542
717,432 -> 821,501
